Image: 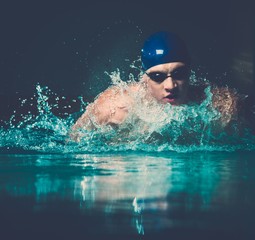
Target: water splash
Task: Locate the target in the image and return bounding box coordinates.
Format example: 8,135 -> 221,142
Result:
1,71 -> 255,154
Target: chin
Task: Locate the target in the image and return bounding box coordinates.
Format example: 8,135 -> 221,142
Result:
160,97 -> 181,105
169,102 -> 181,106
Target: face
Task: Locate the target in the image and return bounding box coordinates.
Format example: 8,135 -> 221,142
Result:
144,62 -> 190,106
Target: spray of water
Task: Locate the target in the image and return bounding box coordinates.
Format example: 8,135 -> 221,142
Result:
0,69 -> 255,153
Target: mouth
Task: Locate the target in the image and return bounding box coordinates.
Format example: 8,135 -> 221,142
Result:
163,94 -> 178,103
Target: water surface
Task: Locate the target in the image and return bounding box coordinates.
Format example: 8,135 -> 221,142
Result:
1,151 -> 255,239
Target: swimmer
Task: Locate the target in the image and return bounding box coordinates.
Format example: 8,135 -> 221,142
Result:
70,31 -> 250,141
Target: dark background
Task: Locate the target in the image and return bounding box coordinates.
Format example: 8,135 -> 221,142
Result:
0,0 -> 254,122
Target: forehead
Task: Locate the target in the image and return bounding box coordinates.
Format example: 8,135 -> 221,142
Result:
147,62 -> 186,72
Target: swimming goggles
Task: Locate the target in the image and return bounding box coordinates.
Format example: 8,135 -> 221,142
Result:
145,67 -> 189,83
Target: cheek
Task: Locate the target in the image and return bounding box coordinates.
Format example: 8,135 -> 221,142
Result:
178,83 -> 189,102
178,82 -> 188,93
148,83 -> 161,96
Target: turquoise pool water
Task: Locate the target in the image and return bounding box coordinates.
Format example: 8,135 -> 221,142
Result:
1,151 -> 255,239
1,82 -> 255,239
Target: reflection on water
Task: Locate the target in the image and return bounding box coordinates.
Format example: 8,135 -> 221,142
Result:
1,152 -> 255,239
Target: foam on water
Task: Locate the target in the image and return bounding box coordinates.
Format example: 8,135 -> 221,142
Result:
1,70 -> 255,153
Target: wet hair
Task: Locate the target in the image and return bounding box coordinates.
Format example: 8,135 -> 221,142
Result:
141,31 -> 190,70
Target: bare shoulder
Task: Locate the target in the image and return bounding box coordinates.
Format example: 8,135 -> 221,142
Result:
73,83 -> 140,131
98,83 -> 143,124
211,85 -> 241,125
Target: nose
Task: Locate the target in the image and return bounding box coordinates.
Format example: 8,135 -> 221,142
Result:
163,76 -> 176,91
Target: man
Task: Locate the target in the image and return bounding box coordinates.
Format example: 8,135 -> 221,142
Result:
70,31 -> 244,141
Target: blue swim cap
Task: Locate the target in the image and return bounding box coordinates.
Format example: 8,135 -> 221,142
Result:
141,31 -> 190,70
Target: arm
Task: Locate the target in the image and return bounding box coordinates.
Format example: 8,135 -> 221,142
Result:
70,86 -> 131,141
211,86 -> 239,126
